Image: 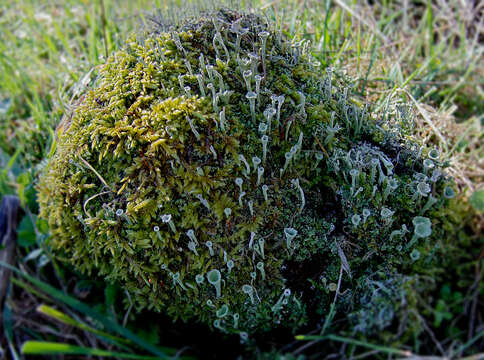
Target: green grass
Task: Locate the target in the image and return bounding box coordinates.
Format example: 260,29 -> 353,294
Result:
0,0 -> 482,358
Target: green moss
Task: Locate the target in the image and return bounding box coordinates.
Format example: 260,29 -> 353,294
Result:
38,9 -> 463,338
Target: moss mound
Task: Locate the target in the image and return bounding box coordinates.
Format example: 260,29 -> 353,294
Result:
38,9 -> 459,336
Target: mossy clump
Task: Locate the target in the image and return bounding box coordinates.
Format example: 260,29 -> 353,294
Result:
38,9 -> 459,337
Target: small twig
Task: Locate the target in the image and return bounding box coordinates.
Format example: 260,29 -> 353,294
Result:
352,350 -> 380,359
174,346 -> 192,359
77,154 -> 113,192
335,241 -> 352,279
333,264 -> 344,305
411,310 -> 445,356
292,338 -> 321,356
314,136 -> 330,159
468,266 -> 484,342
83,191 -> 110,218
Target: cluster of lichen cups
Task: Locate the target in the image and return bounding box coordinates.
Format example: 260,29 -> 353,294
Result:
38,10 -> 457,339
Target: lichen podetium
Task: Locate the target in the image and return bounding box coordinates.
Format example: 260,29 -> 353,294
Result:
38,9 -> 461,337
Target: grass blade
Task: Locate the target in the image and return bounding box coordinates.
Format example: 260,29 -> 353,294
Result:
37,304 -> 131,346
295,334 -> 413,357
21,341 -> 165,359
3,305 -> 21,360
0,261 -> 173,359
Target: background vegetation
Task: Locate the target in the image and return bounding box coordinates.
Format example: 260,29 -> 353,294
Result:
0,0 -> 482,358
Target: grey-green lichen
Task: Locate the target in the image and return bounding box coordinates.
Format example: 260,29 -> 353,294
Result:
38,9 -> 460,337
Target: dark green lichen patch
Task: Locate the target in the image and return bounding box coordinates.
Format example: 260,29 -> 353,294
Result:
38,9 -> 462,339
